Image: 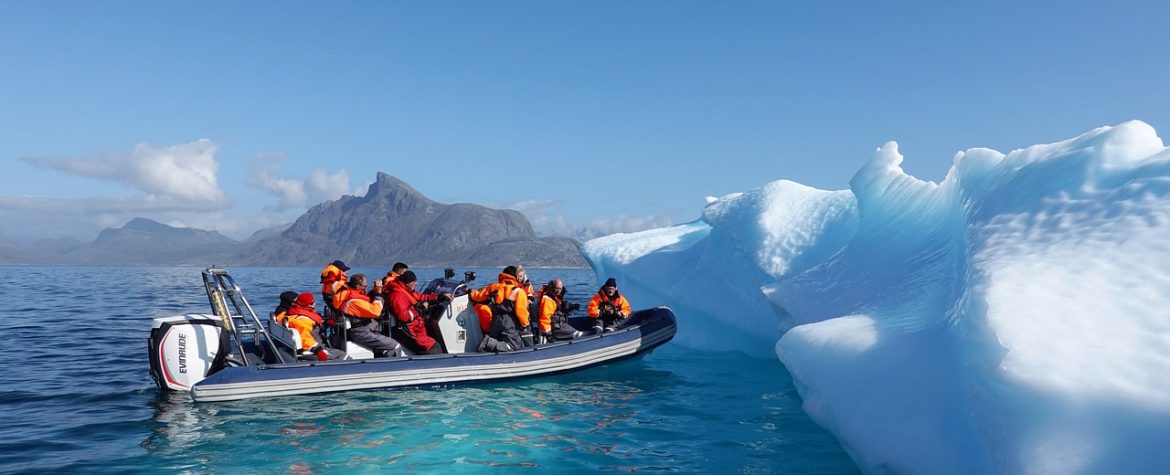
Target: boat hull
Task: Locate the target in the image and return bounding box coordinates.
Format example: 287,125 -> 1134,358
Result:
190,307 -> 676,402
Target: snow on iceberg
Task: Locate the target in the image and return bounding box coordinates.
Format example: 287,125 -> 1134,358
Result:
583,121 -> 1170,474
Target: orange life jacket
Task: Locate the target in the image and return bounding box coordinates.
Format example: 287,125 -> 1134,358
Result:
320,264 -> 347,297
469,273 -> 530,329
336,287 -> 383,319
587,290 -> 630,318
285,305 -> 324,350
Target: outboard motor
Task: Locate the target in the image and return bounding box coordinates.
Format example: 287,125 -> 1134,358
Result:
148,315 -> 226,391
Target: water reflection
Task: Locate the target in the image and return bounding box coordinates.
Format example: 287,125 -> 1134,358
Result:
142,358 -> 689,472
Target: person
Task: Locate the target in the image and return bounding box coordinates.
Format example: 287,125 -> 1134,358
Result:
386,270 -> 448,355
516,265 -> 535,298
469,265 -> 530,352
587,278 -> 632,333
272,291 -> 299,325
319,260 -> 350,309
284,293 -> 331,361
336,274 -> 404,357
516,265 -> 536,328
381,262 -> 410,289
536,279 -> 584,343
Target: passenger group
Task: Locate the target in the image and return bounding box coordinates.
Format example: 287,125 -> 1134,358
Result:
270,260 -> 633,360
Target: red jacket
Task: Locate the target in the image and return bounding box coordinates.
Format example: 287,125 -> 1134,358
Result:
387,280 -> 439,351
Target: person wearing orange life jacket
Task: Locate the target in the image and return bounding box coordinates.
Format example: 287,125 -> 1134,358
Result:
469,266 -> 530,352
587,277 -> 632,333
318,260 -> 350,348
386,270 -> 450,355
379,262 -> 410,292
338,274 -> 404,358
285,293 -> 332,361
467,267 -> 513,333
272,291 -> 299,325
516,265 -> 537,330
320,260 -> 350,308
516,266 -> 535,298
536,279 -> 584,344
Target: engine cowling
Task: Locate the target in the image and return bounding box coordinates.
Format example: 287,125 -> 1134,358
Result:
148,315 -> 225,391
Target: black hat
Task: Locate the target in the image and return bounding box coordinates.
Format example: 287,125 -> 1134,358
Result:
400,270 -> 417,284
392,262 -> 409,272
332,260 -> 350,271
603,277 -> 617,288
279,291 -> 299,306
502,265 -> 518,277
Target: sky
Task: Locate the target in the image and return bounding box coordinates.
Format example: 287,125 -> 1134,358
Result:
1,0 -> 1167,242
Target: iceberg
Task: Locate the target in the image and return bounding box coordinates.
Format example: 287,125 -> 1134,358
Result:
583,121 -> 1170,474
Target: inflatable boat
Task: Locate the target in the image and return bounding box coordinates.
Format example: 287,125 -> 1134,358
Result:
149,268 -> 677,402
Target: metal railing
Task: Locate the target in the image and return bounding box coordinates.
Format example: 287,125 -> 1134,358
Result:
201,267 -> 287,366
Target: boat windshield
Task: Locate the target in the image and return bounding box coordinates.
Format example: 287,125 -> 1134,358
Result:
422,278 -> 469,297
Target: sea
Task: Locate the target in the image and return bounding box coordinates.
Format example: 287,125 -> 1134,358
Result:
0,266 -> 859,474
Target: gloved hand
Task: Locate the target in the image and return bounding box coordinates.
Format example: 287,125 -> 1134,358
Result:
541,331 -> 553,344
438,292 -> 452,302
311,346 -> 328,361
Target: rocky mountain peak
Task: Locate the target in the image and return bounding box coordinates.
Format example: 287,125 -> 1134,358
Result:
366,172 -> 433,204
122,217 -> 174,233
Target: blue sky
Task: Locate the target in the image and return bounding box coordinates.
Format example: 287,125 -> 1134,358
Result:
2,1 -> 1167,241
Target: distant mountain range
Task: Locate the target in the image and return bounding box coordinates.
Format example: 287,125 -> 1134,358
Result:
0,173 -> 587,268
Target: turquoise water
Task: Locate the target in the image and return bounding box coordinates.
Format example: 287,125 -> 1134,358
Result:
0,266 -> 858,474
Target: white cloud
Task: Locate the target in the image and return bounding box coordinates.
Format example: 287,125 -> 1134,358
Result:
507,199 -> 676,241
2,139 -> 239,240
247,155 -> 356,211
574,214 -> 677,240
22,139 -> 228,207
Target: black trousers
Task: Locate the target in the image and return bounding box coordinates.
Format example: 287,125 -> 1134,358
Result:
591,314 -> 622,332
488,313 -> 524,350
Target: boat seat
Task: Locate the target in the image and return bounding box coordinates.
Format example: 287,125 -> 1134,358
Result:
267,319 -> 302,352
341,317 -> 376,360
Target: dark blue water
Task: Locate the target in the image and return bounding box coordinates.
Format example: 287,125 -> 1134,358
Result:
0,266 -> 857,474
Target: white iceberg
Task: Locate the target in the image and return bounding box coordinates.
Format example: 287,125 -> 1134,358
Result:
583,121 -> 1170,474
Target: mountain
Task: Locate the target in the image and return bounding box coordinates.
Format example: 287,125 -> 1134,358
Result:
243,172 -> 587,267
61,218 -> 241,265
243,223 -> 291,244
0,240 -> 39,265
31,237 -> 86,255
0,174 -> 587,267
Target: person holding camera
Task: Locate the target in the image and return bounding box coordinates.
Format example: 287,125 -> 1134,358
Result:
338,274 -> 406,358
587,278 -> 632,333
537,279 -> 584,343
387,270 -> 449,354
